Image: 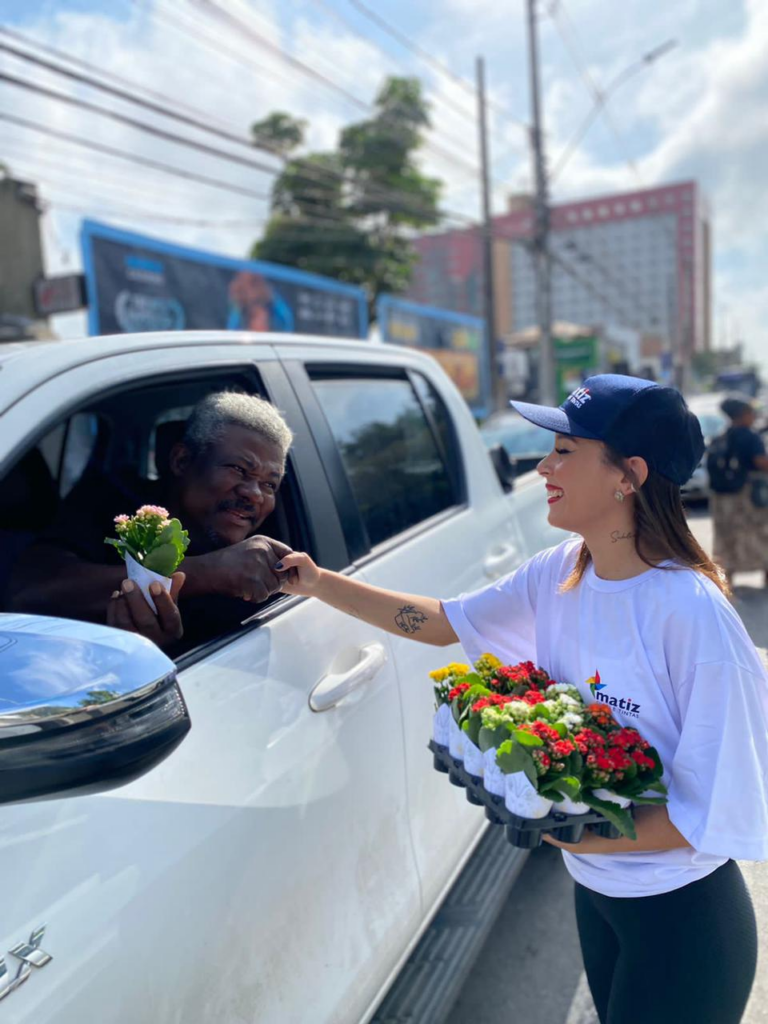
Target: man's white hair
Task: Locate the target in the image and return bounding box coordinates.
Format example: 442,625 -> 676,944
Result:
183,391 -> 293,465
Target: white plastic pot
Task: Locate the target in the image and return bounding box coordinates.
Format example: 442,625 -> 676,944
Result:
448,716 -> 465,761
504,771 -> 553,819
482,748 -> 505,796
432,703 -> 452,747
558,795 -> 591,815
125,552 -> 172,614
462,737 -> 484,777
593,788 -> 632,809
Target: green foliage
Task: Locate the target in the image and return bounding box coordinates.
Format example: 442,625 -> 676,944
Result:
251,112 -> 307,156
252,76 -> 442,314
582,792 -> 637,841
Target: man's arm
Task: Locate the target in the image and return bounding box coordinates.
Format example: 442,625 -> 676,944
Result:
7,545 -> 125,620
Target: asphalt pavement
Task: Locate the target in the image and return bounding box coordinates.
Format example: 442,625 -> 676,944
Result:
446,508 -> 768,1024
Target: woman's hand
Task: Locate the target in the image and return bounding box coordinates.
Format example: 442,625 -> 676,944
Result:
273,551 -> 323,597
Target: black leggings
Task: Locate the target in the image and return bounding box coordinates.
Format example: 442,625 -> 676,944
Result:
575,861 -> 758,1024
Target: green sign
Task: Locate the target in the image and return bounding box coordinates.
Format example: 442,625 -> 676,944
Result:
554,336 -> 599,404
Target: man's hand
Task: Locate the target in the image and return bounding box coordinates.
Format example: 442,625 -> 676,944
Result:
192,536 -> 296,602
107,573 -> 185,648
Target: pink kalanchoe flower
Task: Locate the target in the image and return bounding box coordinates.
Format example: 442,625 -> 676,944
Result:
135,505 -> 170,520
114,514 -> 130,525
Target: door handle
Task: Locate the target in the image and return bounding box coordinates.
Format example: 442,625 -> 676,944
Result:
309,643 -> 388,712
482,544 -> 520,579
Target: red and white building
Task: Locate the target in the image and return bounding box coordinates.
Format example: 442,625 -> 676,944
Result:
407,180 -> 711,366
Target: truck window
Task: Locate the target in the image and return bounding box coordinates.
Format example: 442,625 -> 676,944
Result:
311,375 -> 458,547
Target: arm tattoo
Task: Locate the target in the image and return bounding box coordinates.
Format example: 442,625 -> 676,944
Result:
610,530 -> 636,544
395,605 -> 428,634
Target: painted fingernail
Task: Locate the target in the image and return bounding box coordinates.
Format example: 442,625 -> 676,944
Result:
122,579 -> 134,593
111,591 -> 120,599
150,583 -> 162,596
274,561 -> 284,570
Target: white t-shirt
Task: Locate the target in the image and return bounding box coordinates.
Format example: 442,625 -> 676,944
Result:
442,538 -> 768,898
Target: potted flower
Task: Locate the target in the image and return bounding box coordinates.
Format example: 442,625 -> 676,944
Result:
578,724 -> 667,830
105,505 -> 189,613
496,720 -> 584,819
429,662 -> 471,750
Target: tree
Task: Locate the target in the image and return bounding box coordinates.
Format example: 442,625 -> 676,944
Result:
251,112 -> 307,157
252,77 -> 443,312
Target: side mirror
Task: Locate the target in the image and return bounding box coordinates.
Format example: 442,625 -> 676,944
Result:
487,442 -> 516,493
0,614 -> 191,805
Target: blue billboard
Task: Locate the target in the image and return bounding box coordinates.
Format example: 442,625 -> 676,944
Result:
377,296 -> 491,417
81,220 -> 368,339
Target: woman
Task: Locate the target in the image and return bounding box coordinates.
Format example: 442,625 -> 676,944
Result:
275,375 -> 767,1024
710,394 -> 768,587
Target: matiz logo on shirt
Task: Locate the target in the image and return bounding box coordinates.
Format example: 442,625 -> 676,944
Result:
587,670 -> 641,718
568,386 -> 591,409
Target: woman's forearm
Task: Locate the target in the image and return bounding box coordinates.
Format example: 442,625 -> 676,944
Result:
544,805 -> 691,855
314,568 -> 459,646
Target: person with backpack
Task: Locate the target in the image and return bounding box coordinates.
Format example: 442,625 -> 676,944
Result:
708,394 -> 768,588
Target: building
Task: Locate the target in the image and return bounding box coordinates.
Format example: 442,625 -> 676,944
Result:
407,180 -> 711,372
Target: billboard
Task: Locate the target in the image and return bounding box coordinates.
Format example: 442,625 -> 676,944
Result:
554,335 -> 599,404
81,220 -> 368,338
377,296 -> 491,417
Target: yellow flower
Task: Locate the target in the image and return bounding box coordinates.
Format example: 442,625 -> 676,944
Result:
474,653 -> 502,676
429,667 -> 450,682
447,662 -> 470,676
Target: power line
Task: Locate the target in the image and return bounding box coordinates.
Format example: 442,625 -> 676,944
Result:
347,0 -> 529,132
1,64 -> 472,230
0,112 -> 275,203
1,26 -> 482,228
178,0 -> 485,177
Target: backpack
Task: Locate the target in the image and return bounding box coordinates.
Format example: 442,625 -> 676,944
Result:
706,429 -> 748,494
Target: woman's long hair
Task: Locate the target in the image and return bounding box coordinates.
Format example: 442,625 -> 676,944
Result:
562,445 -> 729,595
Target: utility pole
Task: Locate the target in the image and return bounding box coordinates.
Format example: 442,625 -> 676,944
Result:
476,56 -> 506,412
526,0 -> 556,405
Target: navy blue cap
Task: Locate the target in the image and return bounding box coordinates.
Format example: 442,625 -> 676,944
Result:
510,374 -> 705,485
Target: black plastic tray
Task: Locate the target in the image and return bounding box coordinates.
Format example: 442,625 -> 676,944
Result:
429,740 -> 628,849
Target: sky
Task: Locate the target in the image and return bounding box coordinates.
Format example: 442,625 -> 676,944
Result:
1,0 -> 767,372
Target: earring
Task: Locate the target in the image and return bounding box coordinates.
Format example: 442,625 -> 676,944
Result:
614,490 -> 625,503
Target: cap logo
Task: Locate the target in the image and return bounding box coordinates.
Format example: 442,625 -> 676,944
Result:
567,386 -> 592,409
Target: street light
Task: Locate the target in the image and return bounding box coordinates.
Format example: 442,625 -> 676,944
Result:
549,39 -> 678,184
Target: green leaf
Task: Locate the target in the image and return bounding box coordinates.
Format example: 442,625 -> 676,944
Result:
548,775 -> 581,799
582,793 -> 637,840
496,740 -> 535,784
142,543 -> 180,576
510,728 -> 543,748
628,795 -> 667,806
462,713 -> 483,747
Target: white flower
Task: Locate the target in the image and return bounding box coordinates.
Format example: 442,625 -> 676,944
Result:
561,712 -> 584,730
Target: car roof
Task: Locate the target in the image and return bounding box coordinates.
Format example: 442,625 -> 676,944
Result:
0,331 -> 417,416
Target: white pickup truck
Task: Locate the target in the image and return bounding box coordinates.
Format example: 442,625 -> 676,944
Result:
0,332 -> 562,1024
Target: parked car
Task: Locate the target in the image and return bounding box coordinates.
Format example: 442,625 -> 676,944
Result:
0,331 -> 564,1024
681,394 -> 729,502
480,411 -> 553,477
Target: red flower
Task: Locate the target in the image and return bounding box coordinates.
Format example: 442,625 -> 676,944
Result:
448,683 -> 471,702
553,739 -> 575,758
631,750 -> 656,770
471,697 -> 492,712
523,690 -> 546,706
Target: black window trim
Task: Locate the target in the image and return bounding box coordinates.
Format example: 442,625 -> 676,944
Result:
285,359 -> 468,562
2,357 -> 348,664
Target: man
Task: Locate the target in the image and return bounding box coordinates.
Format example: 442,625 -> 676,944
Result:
7,391 -> 296,652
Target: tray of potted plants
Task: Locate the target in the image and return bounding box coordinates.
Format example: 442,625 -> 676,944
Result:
429,655 -> 667,849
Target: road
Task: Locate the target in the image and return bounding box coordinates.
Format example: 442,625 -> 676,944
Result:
446,509 -> 768,1024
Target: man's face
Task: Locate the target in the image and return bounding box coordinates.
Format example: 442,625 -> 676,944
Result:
173,425 -> 284,549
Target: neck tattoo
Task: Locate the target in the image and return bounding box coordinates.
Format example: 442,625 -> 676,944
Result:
610,530 -> 636,544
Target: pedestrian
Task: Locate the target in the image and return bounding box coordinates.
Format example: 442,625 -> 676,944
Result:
709,393 -> 768,588
276,375 -> 767,1024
